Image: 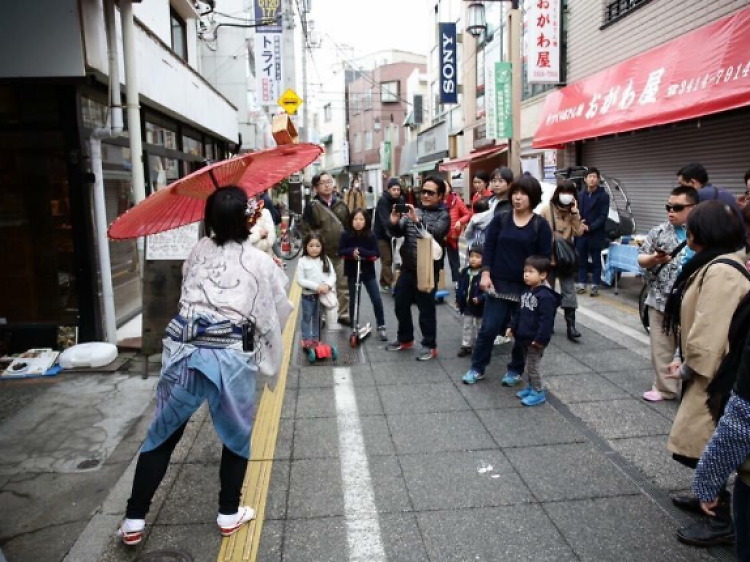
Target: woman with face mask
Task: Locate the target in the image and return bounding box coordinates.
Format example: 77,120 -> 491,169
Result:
539,180 -> 585,340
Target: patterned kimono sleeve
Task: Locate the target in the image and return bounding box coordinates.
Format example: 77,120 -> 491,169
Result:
693,393 -> 750,502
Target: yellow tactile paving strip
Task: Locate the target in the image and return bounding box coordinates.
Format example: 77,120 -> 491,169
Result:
217,281 -> 301,562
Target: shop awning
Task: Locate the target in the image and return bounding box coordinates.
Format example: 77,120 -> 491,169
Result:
533,6 -> 750,149
438,144 -> 508,172
411,159 -> 444,174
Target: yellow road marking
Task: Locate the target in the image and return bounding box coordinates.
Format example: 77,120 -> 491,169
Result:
593,293 -> 639,316
217,281 -> 302,562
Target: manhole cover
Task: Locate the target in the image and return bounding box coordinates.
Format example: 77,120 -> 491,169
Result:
135,550 -> 193,562
295,330 -> 365,367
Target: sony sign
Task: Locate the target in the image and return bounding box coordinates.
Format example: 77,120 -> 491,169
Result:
439,23 -> 458,104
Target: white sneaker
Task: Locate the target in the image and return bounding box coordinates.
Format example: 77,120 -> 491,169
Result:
117,518 -> 146,546
494,336 -> 512,346
217,506 -> 256,537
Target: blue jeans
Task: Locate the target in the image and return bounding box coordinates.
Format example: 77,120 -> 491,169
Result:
301,295 -> 320,340
348,276 -> 385,328
470,296 -> 525,375
735,477 -> 750,562
576,236 -> 603,286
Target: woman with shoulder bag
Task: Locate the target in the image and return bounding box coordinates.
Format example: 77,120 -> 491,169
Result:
540,180 -> 584,341
663,200 -> 750,547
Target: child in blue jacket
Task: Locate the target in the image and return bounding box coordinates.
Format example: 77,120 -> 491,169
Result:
506,256 -> 562,406
457,246 -> 486,357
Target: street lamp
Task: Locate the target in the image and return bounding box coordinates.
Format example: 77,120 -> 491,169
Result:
466,2 -> 487,38
463,0 -> 522,176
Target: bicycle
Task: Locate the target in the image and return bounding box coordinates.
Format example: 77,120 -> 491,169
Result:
275,211 -> 303,260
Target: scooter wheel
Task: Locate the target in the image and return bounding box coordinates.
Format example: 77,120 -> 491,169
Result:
350,334 -> 358,348
308,349 -> 317,363
331,346 -> 339,361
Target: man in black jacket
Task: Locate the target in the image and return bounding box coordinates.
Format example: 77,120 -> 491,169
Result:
386,176 -> 450,361
374,178 -> 404,291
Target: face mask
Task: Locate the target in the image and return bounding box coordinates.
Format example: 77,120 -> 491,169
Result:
558,193 -> 575,206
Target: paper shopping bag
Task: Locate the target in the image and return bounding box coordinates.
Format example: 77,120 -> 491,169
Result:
417,234 -> 435,293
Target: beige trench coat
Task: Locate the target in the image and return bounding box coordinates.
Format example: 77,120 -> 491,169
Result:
667,250 -> 750,460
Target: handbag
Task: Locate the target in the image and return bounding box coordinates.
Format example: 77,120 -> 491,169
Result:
550,207 -> 579,275
319,288 -> 338,309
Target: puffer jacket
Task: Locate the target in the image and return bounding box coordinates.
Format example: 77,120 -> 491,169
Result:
388,204 -> 450,273
344,188 -> 365,212
446,192 -> 470,250
300,195 -> 350,258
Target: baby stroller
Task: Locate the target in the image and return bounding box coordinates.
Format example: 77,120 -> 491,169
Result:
554,166 -> 636,239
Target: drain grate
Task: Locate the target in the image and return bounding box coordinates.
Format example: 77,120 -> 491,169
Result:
135,550 -> 193,561
294,329 -> 366,367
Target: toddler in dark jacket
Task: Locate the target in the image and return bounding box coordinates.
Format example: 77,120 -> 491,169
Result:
457,246 -> 486,357
506,256 -> 562,406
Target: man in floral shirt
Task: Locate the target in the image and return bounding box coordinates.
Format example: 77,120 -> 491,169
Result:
638,185 -> 699,402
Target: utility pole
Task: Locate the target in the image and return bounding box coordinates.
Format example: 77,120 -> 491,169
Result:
508,0 -> 522,177
300,0 -> 309,143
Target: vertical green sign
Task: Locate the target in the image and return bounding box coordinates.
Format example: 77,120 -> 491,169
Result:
495,62 -> 513,139
383,141 -> 392,171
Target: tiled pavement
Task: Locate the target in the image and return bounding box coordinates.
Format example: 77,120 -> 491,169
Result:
252,291 -> 728,562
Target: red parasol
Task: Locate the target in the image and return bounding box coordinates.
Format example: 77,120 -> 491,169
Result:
107,142 -> 322,240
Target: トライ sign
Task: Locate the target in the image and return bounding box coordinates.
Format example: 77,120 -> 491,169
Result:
255,0 -> 283,107
438,23 -> 458,104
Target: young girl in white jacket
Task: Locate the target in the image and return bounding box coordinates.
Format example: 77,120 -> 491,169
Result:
296,232 -> 336,347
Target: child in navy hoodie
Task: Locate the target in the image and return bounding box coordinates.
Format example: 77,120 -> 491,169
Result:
506,256 -> 561,406
456,246 -> 486,357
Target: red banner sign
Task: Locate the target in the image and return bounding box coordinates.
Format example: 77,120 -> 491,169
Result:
533,6 -> 750,148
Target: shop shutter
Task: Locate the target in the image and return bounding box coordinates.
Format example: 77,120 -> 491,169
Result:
582,107 -> 750,233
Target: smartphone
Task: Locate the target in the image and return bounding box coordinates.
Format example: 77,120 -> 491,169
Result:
394,203 -> 410,214
655,248 -> 667,256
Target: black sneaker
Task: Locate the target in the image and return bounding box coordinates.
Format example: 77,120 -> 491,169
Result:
457,346 -> 472,357
416,347 -> 438,361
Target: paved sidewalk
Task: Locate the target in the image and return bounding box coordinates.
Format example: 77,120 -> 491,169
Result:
257,289 -> 731,561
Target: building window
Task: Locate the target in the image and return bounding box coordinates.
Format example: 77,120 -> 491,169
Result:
364,89 -> 372,111
170,9 -> 188,61
146,121 -> 178,149
603,0 -> 653,27
381,81 -> 400,103
365,131 -> 373,150
354,133 -> 361,153
182,134 -> 203,156
351,95 -> 359,114
324,103 -> 332,122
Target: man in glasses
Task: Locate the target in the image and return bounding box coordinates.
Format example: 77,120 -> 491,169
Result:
638,184 -> 699,403
301,171 -> 352,325
386,176 -> 450,361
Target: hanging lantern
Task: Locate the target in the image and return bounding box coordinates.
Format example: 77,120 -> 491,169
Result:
466,2 -> 487,38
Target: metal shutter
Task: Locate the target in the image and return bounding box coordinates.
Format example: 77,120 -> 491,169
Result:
582,108 -> 750,233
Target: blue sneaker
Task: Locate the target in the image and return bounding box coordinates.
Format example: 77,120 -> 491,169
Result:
521,389 -> 547,406
501,371 -> 522,386
462,369 -> 485,385
516,385 -> 534,399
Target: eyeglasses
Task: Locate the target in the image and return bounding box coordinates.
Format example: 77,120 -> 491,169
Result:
422,189 -> 438,197
665,203 -> 695,212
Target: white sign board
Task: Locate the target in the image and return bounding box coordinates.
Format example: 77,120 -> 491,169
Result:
255,32 -> 284,106
527,0 -> 561,84
146,224 -> 200,261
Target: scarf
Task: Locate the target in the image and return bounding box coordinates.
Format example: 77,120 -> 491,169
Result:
662,246 -> 737,336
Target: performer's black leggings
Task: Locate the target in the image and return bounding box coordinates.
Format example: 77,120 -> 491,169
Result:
126,420 -> 248,519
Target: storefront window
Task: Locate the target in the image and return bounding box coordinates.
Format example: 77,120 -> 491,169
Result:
102,144 -> 141,324
145,121 -> 177,149
0,132 -> 78,325
182,134 -> 203,156
82,97 -> 108,129
148,155 -> 180,192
